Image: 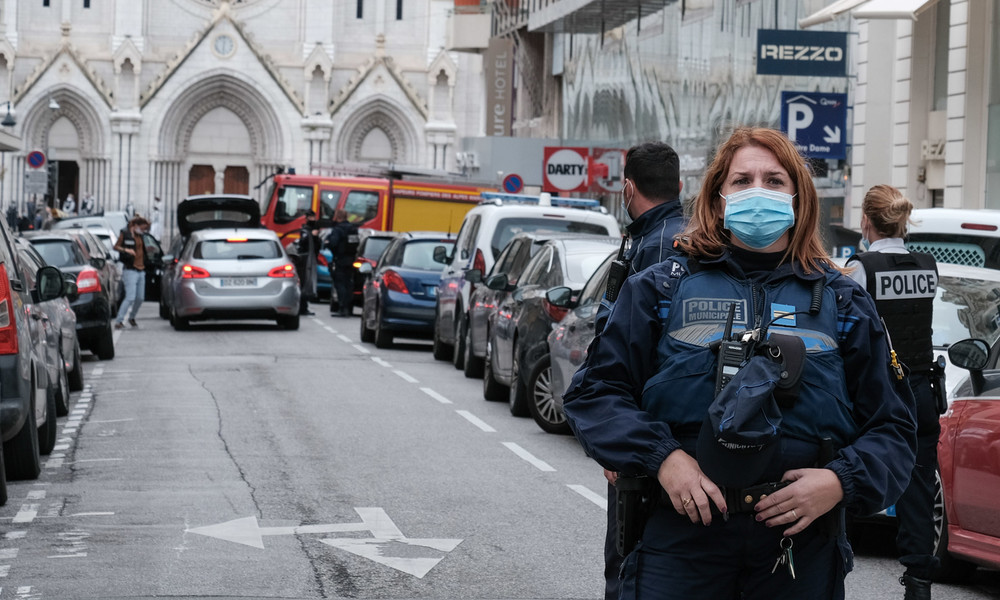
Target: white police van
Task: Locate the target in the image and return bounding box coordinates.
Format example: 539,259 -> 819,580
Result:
906,208 -> 1000,269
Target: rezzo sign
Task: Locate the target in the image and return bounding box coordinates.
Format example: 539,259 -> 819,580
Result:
757,29 -> 848,77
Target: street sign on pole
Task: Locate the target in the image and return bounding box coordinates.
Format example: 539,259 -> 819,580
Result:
26,150 -> 46,169
780,91 -> 848,160
24,170 -> 47,195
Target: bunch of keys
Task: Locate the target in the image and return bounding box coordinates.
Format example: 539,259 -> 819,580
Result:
771,537 -> 796,579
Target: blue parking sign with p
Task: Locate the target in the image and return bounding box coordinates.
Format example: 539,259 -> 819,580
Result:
780,91 -> 848,160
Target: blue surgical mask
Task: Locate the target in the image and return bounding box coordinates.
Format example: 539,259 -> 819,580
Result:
721,187 -> 796,250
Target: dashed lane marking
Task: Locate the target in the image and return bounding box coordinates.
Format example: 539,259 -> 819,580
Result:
371,357 -> 392,368
393,370 -> 418,383
501,442 -> 555,472
455,410 -> 495,433
420,388 -> 452,404
337,334 -> 351,343
352,344 -> 370,354
12,505 -> 38,524
567,485 -> 607,509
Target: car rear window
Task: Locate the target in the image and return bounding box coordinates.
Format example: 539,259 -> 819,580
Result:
399,240 -> 455,271
361,236 -> 393,261
30,240 -> 85,268
491,218 -> 611,260
194,239 -> 282,260
566,250 -> 616,285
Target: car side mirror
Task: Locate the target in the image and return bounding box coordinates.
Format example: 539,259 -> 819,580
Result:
63,279 -> 79,302
358,262 -> 373,275
484,273 -> 512,291
433,245 -> 451,264
948,338 -> 990,396
162,254 -> 174,267
36,265 -> 65,302
465,268 -> 482,284
90,256 -> 106,269
545,286 -> 574,309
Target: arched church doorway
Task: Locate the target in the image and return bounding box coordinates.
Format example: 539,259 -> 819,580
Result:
53,160 -> 79,211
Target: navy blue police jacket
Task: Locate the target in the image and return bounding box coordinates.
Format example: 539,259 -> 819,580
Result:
563,249 -> 917,516
596,200 -> 686,331
624,200 -> 685,274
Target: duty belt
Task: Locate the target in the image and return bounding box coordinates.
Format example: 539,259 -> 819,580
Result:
659,480 -> 790,514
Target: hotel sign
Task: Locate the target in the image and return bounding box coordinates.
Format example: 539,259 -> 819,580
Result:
485,38 -> 514,137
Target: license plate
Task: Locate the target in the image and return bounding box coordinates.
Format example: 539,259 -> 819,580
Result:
426,285 -> 437,297
220,277 -> 257,287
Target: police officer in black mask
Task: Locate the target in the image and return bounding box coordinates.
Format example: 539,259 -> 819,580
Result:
848,184 -> 939,600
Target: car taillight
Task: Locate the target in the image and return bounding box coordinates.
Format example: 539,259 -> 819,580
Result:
0,264 -> 17,355
76,268 -> 102,294
181,264 -> 211,279
383,269 -> 409,294
268,264 -> 296,278
543,299 -> 569,323
471,248 -> 486,292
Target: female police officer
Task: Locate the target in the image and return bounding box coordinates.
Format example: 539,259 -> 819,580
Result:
849,185 -> 939,600
563,127 -> 916,599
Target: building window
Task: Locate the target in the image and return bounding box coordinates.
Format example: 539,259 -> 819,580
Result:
84,0 -> 90,7
356,0 -> 363,19
43,0 -> 49,6
396,0 -> 402,20
932,0 -> 950,111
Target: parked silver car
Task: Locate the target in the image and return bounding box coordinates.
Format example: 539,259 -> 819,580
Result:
165,228 -> 301,330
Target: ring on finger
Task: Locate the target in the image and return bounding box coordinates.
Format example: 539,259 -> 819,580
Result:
790,509 -> 798,520
682,497 -> 692,508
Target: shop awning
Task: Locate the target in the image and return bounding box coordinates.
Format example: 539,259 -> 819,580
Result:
799,0 -> 939,29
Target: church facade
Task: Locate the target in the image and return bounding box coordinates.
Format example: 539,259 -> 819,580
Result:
0,0 -> 484,234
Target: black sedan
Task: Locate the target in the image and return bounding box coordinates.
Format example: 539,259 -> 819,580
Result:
23,231 -> 117,360
483,235 -> 618,417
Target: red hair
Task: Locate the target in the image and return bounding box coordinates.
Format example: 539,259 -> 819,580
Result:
677,127 -> 841,274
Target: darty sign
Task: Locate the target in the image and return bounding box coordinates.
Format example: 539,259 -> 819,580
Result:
756,29 -> 848,77
543,147 -> 589,193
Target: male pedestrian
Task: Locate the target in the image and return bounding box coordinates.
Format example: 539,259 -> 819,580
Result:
595,141 -> 686,600
81,192 -> 96,215
113,216 -> 150,329
150,196 -> 163,240
325,209 -> 360,317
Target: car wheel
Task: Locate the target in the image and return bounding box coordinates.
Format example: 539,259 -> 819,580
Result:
172,308 -> 190,331
38,383 -> 58,455
526,355 -> 570,434
374,305 -> 393,349
452,313 -> 466,370
508,340 -> 530,417
95,322 -> 116,360
463,321 -> 484,378
4,380 -> 41,480
932,469 -> 977,582
278,314 -> 300,330
68,340 -> 84,392
432,309 -> 453,361
483,339 -> 508,402
359,309 -> 375,343
55,355 -> 71,417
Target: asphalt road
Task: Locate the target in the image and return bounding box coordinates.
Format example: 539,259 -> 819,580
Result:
0,303 -> 997,599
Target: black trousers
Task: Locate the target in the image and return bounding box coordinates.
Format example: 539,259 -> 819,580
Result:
896,372 -> 940,579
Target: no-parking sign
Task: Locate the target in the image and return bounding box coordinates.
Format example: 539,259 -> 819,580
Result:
543,147 -> 589,193
27,150 -> 46,169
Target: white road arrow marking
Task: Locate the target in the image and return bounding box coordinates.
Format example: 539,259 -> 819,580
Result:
187,507 -> 462,578
823,125 -> 841,144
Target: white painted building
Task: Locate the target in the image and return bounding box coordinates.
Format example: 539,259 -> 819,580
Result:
0,0 -> 485,235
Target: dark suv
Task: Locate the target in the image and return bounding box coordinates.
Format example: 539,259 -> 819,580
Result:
0,220 -> 68,505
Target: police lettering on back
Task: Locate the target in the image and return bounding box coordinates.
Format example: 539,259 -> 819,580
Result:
873,270 -> 937,300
